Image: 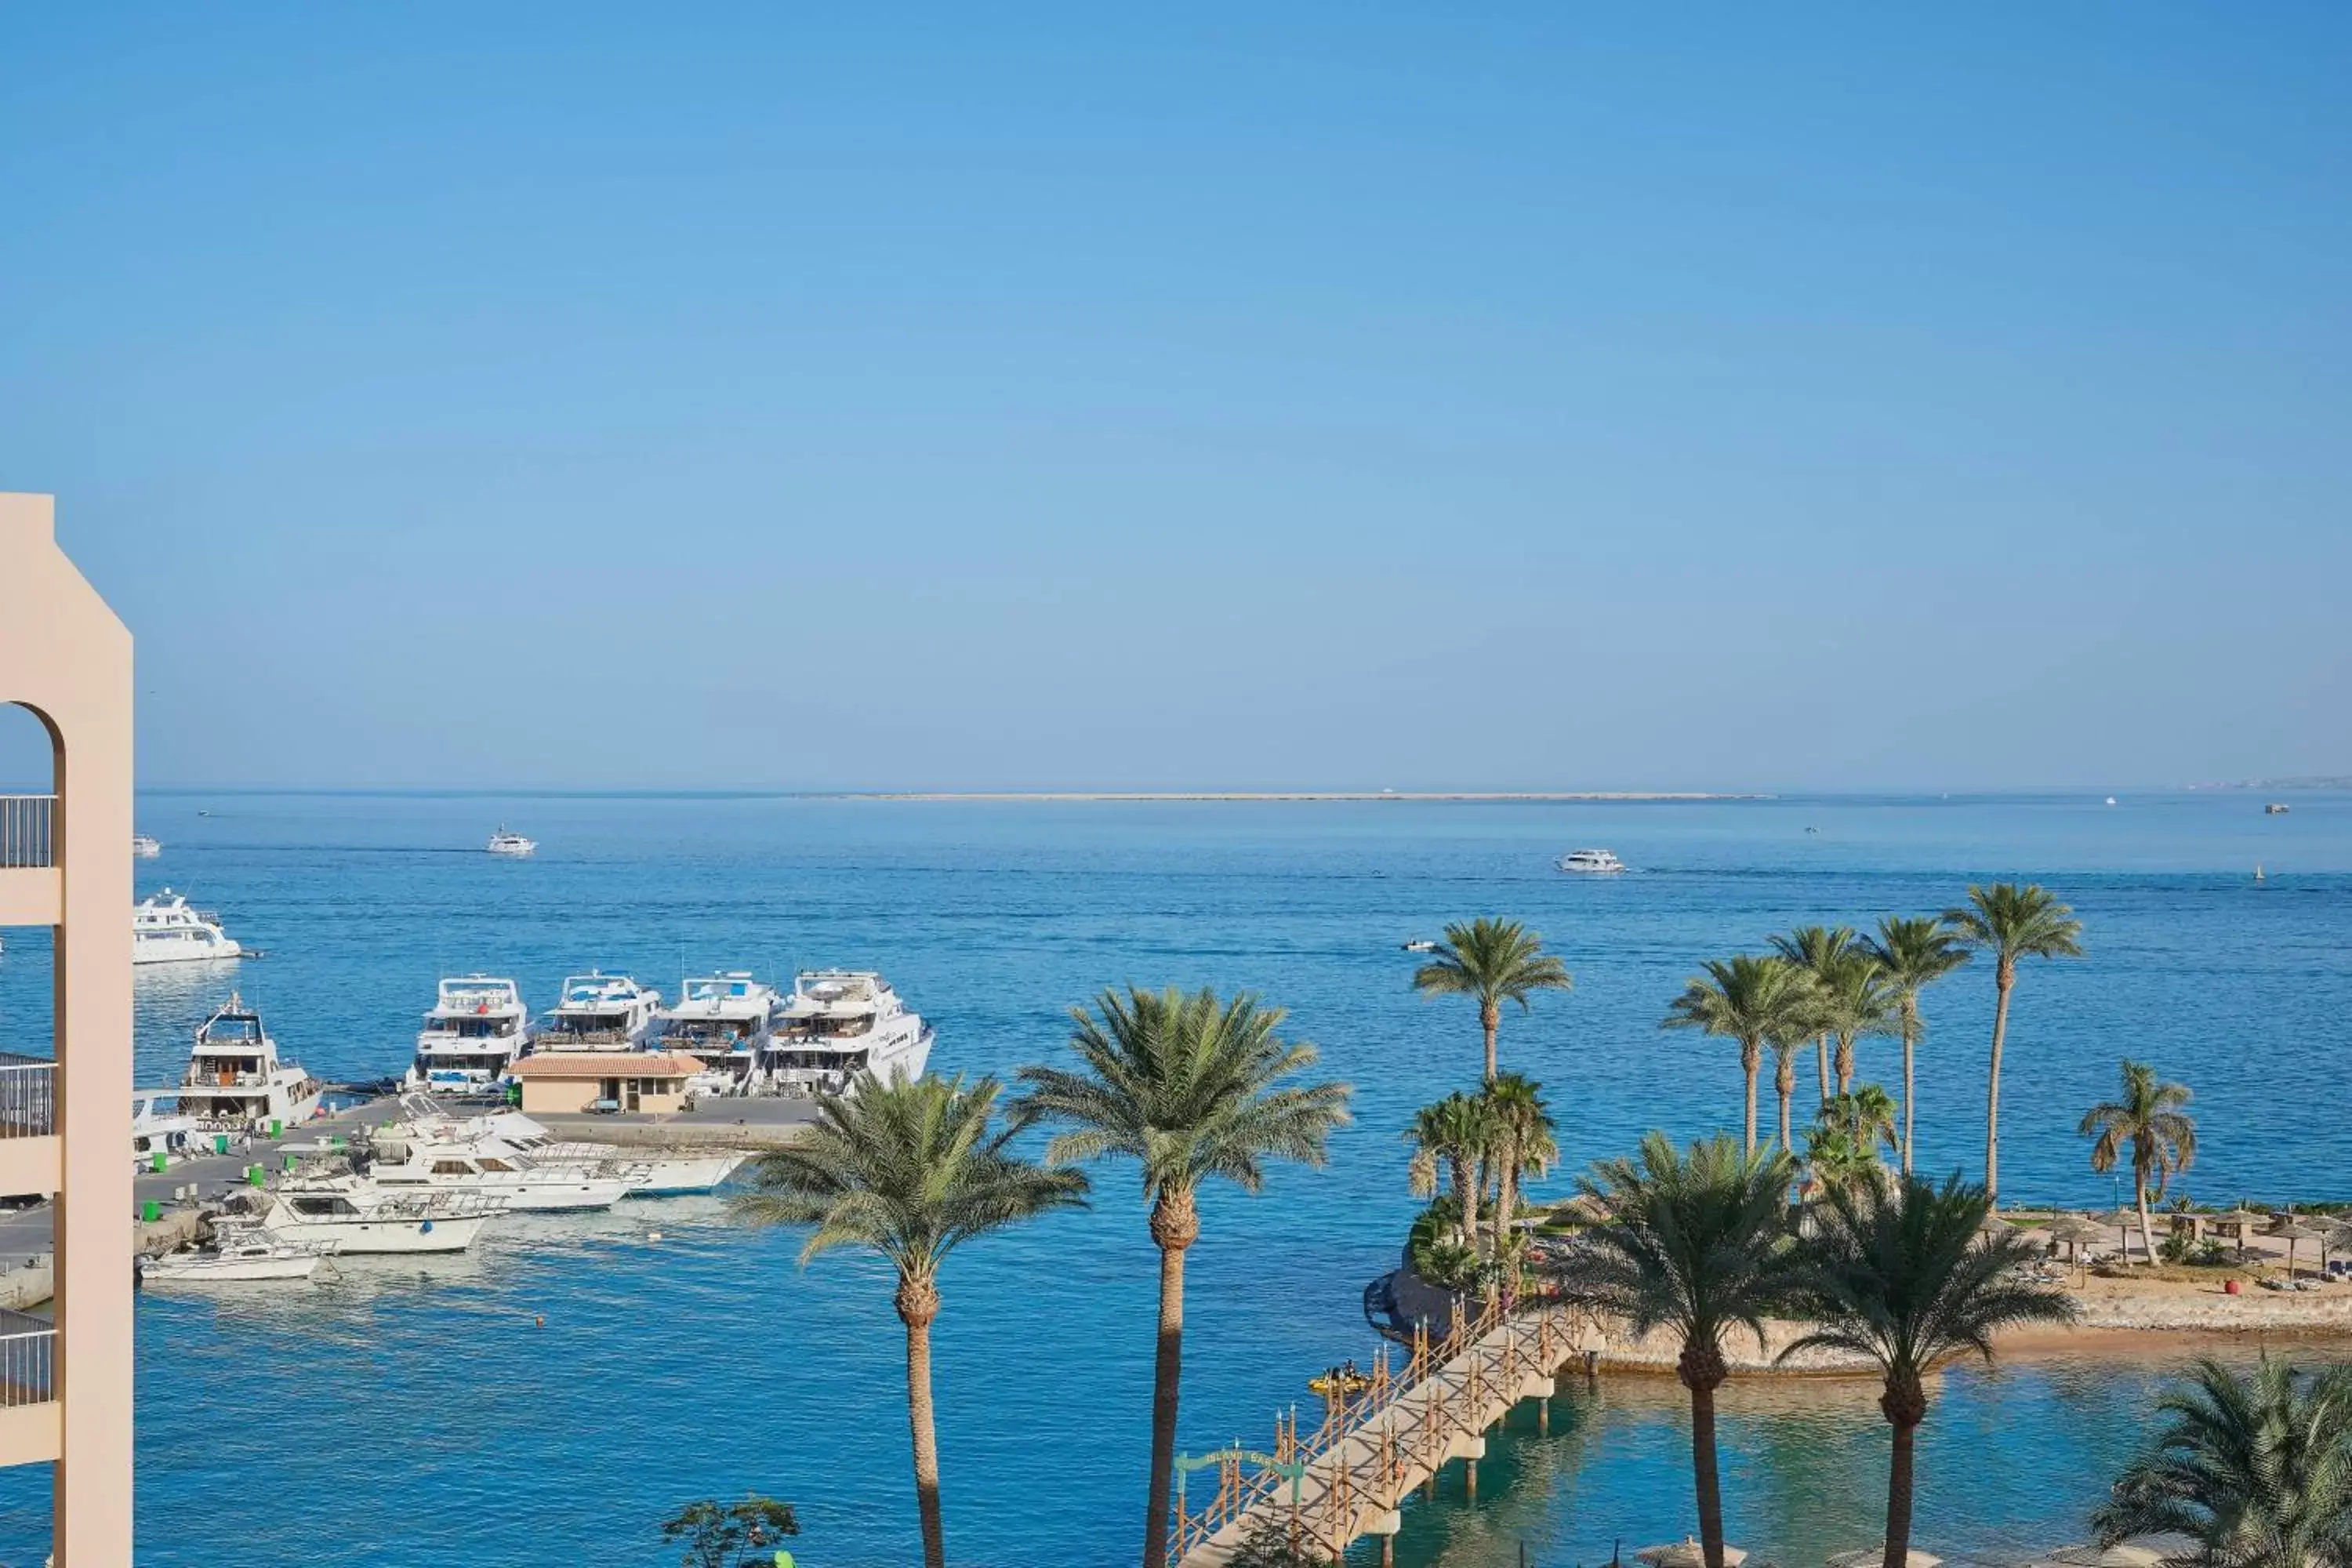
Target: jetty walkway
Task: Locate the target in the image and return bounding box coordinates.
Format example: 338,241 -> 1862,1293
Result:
1172,1294 -> 1603,1567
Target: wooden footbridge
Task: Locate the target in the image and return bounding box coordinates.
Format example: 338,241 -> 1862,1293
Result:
1171,1292 -> 1605,1566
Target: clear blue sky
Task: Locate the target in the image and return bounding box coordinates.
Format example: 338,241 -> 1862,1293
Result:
3,4 -> 2346,791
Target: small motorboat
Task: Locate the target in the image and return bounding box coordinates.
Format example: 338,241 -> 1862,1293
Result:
139,1226 -> 337,1285
486,826 -> 537,856
1403,939 -> 1438,953
2266,802 -> 2291,815
132,833 -> 162,858
1556,848 -> 1627,874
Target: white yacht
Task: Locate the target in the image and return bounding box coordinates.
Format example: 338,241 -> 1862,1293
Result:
132,1090 -> 201,1170
139,1225 -> 336,1285
538,972 -> 663,1051
132,890 -> 242,964
657,972 -> 780,1094
1555,848 -> 1627,874
358,1134 -> 632,1213
464,1110 -> 750,1196
486,826 -> 537,856
405,976 -> 532,1094
767,970 -> 934,1098
132,833 -> 162,858
179,994 -> 322,1134
234,1185 -> 496,1254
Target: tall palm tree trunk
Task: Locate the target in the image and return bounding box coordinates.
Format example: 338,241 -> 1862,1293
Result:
1680,1341 -> 1730,1568
896,1275 -> 948,1568
1481,999 -> 1500,1084
1899,1005 -> 1919,1174
1740,1048 -> 1760,1157
1776,1057 -> 1795,1155
1985,965 -> 2014,1203
1881,1373 -> 1927,1568
1448,1153 -> 1475,1245
1817,1035 -> 1831,1106
1142,1187 -> 1200,1568
2134,1174 -> 2157,1269
1836,1037 -> 1855,1097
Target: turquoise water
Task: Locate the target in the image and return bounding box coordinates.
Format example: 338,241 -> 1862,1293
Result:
1,791 -> 2347,1566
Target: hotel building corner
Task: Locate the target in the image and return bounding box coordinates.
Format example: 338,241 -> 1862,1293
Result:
0,493 -> 135,1565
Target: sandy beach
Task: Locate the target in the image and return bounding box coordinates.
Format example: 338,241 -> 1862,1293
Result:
1592,1272 -> 2352,1377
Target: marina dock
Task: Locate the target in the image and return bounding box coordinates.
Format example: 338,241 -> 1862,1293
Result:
0,1092 -> 814,1309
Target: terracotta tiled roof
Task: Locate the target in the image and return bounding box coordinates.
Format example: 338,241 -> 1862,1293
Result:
508,1051 -> 703,1079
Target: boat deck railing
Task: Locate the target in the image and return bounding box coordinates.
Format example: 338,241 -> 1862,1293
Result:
0,796 -> 56,869
0,1308 -> 55,1407
0,1059 -> 55,1139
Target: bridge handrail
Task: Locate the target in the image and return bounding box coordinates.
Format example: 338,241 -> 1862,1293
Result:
1170,1291 -> 1586,1562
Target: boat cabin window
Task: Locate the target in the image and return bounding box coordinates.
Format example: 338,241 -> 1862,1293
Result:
430,1160 -> 477,1175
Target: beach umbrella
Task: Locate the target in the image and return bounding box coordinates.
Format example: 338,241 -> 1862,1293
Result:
1638,1538 -> 1747,1568
2103,1208 -> 2145,1263
2049,1213 -> 2106,1272
2045,1543 -> 2166,1568
1826,1548 -> 1941,1568
1976,1211 -> 2016,1240
2268,1217 -> 2328,1281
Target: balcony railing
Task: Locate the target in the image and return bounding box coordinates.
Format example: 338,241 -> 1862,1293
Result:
0,796 -> 55,869
0,1308 -> 54,1407
0,1060 -> 54,1138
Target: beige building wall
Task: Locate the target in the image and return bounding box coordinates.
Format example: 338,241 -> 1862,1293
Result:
0,493 -> 134,1566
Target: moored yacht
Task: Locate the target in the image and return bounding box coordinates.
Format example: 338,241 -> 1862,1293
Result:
132,1090 -> 200,1170
1555,848 -> 1627,874
361,1121 -> 631,1212
139,1225 -> 336,1285
486,826 -> 536,856
538,971 -> 663,1051
767,970 -> 934,1098
397,1104 -> 749,1198
132,889 -> 242,964
179,993 -> 322,1134
405,975 -> 532,1094
231,1183 -> 496,1254
657,972 -> 780,1094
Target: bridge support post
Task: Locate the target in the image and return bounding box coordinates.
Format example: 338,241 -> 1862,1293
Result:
1366,1510 -> 1401,1567
1461,1435 -> 1485,1504
1537,1396 -> 1549,1436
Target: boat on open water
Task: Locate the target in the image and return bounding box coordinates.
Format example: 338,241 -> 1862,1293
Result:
1555,848 -> 1627,874
133,889 -> 241,964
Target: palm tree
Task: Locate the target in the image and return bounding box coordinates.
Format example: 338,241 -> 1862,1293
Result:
1556,1132 -> 1803,1568
1766,1008 -> 1814,1158
1861,916 -> 1972,1174
1782,1174 -> 2078,1568
2092,1356 -> 2352,1563
1015,986 -> 1352,1568
1413,916 -> 1573,1083
1817,954 -> 1897,1100
2078,1059 -> 2197,1269
1770,924 -> 1860,1105
735,1072 -> 1087,1568
1664,954 -> 1820,1156
1406,1091 -> 1492,1245
1480,1072 -> 1558,1254
1944,884 -> 2084,1203
1806,1086 -> 1900,1192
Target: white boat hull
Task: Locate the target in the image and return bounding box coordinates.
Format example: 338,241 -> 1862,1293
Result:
142,1254 -> 322,1283
371,1175 -> 630,1213
262,1212 -> 489,1254
622,1152 -> 750,1196
133,938 -> 244,965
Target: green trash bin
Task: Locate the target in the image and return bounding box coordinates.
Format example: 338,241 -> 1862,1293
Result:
151,1150 -> 167,1173
213,1133 -> 230,1156
269,1118 -> 283,1138
284,1153 -> 299,1172
247,1165 -> 265,1189
141,1200 -> 161,1223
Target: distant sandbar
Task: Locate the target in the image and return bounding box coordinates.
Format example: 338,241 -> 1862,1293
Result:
856,790 -> 1769,803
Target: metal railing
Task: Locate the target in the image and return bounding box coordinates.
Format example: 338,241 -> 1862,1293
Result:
0,795 -> 56,869
0,1059 -> 54,1138
0,1308 -> 55,1407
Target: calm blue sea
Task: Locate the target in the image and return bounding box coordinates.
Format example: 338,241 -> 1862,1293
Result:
1,790 -> 2348,1568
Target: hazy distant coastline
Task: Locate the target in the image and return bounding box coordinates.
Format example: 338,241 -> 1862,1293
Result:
860,790 -> 1772,803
